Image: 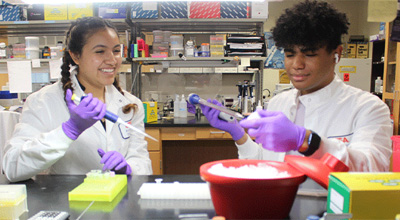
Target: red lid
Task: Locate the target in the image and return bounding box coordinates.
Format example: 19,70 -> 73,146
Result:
284,153 -> 349,189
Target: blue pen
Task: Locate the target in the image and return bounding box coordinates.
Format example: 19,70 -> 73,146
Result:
71,94 -> 158,142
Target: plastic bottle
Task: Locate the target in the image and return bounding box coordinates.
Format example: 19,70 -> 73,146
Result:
42,46 -> 50,59
179,94 -> 187,118
0,43 -> 7,59
185,40 -> 194,57
375,76 -> 382,93
174,94 -> 180,118
56,41 -> 64,58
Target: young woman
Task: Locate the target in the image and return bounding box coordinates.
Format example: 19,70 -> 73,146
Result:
3,17 -> 152,182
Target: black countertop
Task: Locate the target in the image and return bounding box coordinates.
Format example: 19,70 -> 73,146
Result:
12,174 -> 327,220
145,116 -> 212,127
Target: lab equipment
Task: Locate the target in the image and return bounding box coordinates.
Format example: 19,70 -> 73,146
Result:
68,170 -> 127,202
179,94 -> 187,118
28,211 -> 69,220
188,93 -> 244,121
138,179 -> 211,199
71,94 -> 158,142
174,94 -> 180,118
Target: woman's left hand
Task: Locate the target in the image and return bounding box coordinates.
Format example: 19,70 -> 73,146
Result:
97,148 -> 132,175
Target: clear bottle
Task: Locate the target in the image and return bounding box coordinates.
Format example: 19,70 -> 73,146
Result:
375,76 -> 382,93
174,94 -> 180,118
0,42 -> 7,59
179,94 -> 187,118
185,40 -> 194,57
56,41 -> 64,58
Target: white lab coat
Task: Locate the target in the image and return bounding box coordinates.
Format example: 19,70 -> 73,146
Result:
237,75 -> 392,172
3,71 -> 152,182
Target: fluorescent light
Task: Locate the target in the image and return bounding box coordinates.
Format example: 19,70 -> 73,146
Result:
22,0 -> 266,4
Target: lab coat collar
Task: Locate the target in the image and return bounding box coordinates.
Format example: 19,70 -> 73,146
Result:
296,74 -> 343,108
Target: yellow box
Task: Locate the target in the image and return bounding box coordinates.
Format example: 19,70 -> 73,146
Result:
279,70 -> 290,84
45,4 -> 68,20
68,3 -> 93,20
346,43 -> 357,58
68,170 -> 127,202
327,172 -> 400,219
143,102 -> 158,123
0,185 -> 28,220
356,42 -> 369,58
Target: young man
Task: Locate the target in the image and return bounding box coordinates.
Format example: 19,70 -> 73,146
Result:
201,0 -> 392,172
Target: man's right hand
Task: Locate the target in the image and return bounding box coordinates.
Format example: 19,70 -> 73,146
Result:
62,89 -> 107,140
200,99 -> 245,141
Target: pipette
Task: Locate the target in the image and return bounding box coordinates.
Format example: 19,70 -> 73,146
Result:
188,93 -> 245,121
71,94 -> 158,142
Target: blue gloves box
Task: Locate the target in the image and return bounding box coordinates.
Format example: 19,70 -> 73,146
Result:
221,2 -> 248,19
131,2 -> 158,19
0,4 -> 20,21
160,2 -> 187,19
96,2 -> 127,19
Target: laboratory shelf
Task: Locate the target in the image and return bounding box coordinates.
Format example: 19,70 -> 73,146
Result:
127,19 -> 265,34
0,19 -> 129,36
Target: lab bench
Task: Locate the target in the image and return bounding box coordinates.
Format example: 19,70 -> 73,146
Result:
14,174 -> 327,219
145,116 -> 238,175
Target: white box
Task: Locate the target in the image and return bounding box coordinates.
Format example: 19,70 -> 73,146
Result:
0,185 -> 28,220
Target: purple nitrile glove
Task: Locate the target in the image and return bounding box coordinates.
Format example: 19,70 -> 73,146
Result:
200,99 -> 245,141
62,89 -> 107,140
97,148 -> 132,175
187,100 -> 196,114
239,109 -> 306,152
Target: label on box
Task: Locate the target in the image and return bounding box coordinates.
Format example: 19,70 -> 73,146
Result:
189,2 -> 220,19
44,4 -> 68,20
131,2 -> 158,19
68,3 -> 93,20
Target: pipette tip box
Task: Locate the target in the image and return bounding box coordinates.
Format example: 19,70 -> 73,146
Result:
0,185 -> 28,220
68,170 -> 127,202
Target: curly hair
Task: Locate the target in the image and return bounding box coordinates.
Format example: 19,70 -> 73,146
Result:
271,0 -> 349,52
61,17 -> 137,114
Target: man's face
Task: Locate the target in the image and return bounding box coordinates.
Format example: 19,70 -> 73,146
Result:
284,45 -> 339,95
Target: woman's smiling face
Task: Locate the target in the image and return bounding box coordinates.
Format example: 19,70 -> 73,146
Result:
71,27 -> 122,91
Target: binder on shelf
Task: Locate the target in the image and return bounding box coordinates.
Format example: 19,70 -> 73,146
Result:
225,34 -> 266,57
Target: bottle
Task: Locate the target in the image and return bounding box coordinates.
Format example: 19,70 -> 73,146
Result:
174,94 -> 180,118
179,94 -> 187,118
56,41 -> 64,58
0,42 -> 7,59
185,40 -> 194,57
42,46 -> 50,59
375,76 -> 382,93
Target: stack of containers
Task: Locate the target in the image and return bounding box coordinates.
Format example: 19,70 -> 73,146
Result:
13,43 -> 26,59
152,30 -> 169,57
210,35 -> 225,57
170,35 -> 184,57
25,37 -> 40,59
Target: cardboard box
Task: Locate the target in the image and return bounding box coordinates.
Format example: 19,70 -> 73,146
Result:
0,5 -> 20,21
142,65 -> 155,73
160,2 -> 187,19
68,3 -> 93,20
131,2 -> 158,19
189,2 -> 220,19
356,42 -> 369,58
44,4 -> 68,20
327,172 -> 400,219
27,4 -> 44,21
143,102 -> 158,123
346,43 -> 357,58
96,2 -> 126,19
221,2 -> 248,19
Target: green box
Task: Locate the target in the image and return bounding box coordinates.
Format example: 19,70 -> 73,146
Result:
327,172 -> 400,219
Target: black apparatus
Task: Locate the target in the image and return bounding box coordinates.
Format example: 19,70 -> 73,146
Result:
236,80 -> 256,114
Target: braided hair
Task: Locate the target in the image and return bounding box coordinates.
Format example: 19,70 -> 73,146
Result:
62,17 -> 137,113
